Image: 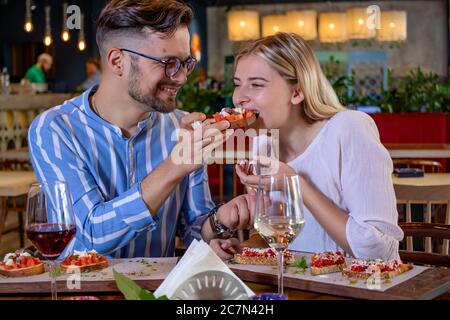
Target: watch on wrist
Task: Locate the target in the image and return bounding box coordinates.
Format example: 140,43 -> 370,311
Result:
209,204 -> 236,239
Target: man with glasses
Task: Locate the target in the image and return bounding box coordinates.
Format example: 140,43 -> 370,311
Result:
28,0 -> 252,259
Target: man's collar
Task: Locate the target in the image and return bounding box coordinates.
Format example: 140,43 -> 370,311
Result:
82,85 -> 157,136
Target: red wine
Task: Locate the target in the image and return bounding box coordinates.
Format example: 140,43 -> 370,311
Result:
26,223 -> 76,260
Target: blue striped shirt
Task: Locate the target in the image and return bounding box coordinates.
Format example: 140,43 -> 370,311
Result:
28,86 -> 215,258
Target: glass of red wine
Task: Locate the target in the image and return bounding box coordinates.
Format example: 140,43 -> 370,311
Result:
25,181 -> 76,300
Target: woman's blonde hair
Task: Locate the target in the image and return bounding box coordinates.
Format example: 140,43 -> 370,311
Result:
235,32 -> 346,123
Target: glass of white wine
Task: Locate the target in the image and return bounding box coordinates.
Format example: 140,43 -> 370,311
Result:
254,174 -> 305,295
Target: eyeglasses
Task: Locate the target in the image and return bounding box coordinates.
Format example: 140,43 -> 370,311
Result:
120,48 -> 197,78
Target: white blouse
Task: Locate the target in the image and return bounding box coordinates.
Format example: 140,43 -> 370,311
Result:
254,110 -> 404,260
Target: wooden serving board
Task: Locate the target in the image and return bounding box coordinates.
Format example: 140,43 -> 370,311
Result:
229,252 -> 450,300
0,257 -> 177,294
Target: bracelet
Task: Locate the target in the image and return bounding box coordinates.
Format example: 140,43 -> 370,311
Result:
208,204 -> 236,239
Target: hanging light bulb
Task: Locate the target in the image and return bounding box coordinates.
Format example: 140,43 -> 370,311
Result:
227,10 -> 260,41
262,15 -> 288,37
44,35 -> 52,46
62,31 -> 70,42
319,12 -> 348,43
78,40 -> 86,51
44,6 -> 52,46
61,2 -> 70,42
24,0 -> 33,32
346,8 -> 376,39
25,21 -> 33,32
376,11 -> 407,42
78,13 -> 86,51
287,10 -> 317,40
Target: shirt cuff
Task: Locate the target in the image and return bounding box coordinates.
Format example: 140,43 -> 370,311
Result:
346,216 -> 398,260
115,183 -> 159,232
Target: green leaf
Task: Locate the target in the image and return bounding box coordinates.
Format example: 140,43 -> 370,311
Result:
113,268 -> 167,300
55,265 -> 61,277
113,268 -> 144,300
48,264 -> 61,277
292,256 -> 308,271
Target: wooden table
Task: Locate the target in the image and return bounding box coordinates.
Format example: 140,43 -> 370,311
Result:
0,171 -> 36,245
392,173 -> 450,203
0,283 -> 346,300
384,143 -> 450,158
3,234 -> 446,300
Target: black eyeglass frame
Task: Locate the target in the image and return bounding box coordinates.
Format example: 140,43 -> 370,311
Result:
119,48 -> 197,78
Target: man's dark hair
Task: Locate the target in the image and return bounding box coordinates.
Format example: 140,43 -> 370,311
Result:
96,0 -> 193,54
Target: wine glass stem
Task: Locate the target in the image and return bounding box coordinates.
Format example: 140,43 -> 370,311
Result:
277,250 -> 284,295
48,261 -> 57,300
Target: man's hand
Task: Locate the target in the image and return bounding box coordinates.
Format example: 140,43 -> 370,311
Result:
209,238 -> 241,260
171,112 -> 233,175
217,190 -> 256,230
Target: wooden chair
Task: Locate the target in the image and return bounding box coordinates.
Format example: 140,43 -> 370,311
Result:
0,158 -> 33,248
399,223 -> 450,267
394,178 -> 450,262
393,159 -> 443,173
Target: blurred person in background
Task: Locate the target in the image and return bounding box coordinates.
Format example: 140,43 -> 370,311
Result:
78,57 -> 102,90
24,53 -> 53,84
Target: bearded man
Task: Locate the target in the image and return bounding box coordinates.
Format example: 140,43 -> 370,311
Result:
28,0 -> 253,259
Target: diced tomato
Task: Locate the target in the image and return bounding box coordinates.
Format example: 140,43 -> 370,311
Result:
213,114 -> 223,122
351,265 -> 367,272
25,257 -> 35,267
61,252 -> 106,267
0,255 -> 41,270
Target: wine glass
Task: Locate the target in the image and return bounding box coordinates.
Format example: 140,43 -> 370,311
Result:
25,181 -> 76,300
253,174 -> 305,296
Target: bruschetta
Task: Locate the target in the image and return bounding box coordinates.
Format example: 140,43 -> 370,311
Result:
60,250 -> 108,273
310,251 -> 347,276
0,251 -> 45,277
232,247 -> 295,266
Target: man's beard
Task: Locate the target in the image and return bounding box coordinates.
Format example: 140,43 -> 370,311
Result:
127,57 -> 177,113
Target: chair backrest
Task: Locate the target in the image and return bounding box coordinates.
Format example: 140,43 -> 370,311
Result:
0,159 -> 32,171
394,180 -> 450,262
393,159 -> 443,173
399,223 -> 450,267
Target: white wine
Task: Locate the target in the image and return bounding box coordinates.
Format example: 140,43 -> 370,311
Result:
254,216 -> 305,250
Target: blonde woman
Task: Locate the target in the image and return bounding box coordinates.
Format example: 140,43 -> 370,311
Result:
235,32 -> 403,260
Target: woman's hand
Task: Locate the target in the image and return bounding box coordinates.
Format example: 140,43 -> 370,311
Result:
235,156 -> 296,187
209,238 -> 241,260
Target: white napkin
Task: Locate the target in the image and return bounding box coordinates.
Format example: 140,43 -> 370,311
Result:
154,239 -> 254,299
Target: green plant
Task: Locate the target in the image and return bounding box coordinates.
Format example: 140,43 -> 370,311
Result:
378,67 -> 450,113
431,80 -> 450,112
326,60 -> 450,113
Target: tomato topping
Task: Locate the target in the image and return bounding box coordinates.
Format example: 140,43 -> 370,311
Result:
61,251 -> 106,267
0,254 -> 42,270
311,251 -> 345,267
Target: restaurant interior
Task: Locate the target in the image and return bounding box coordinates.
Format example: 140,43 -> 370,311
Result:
0,0 -> 449,301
